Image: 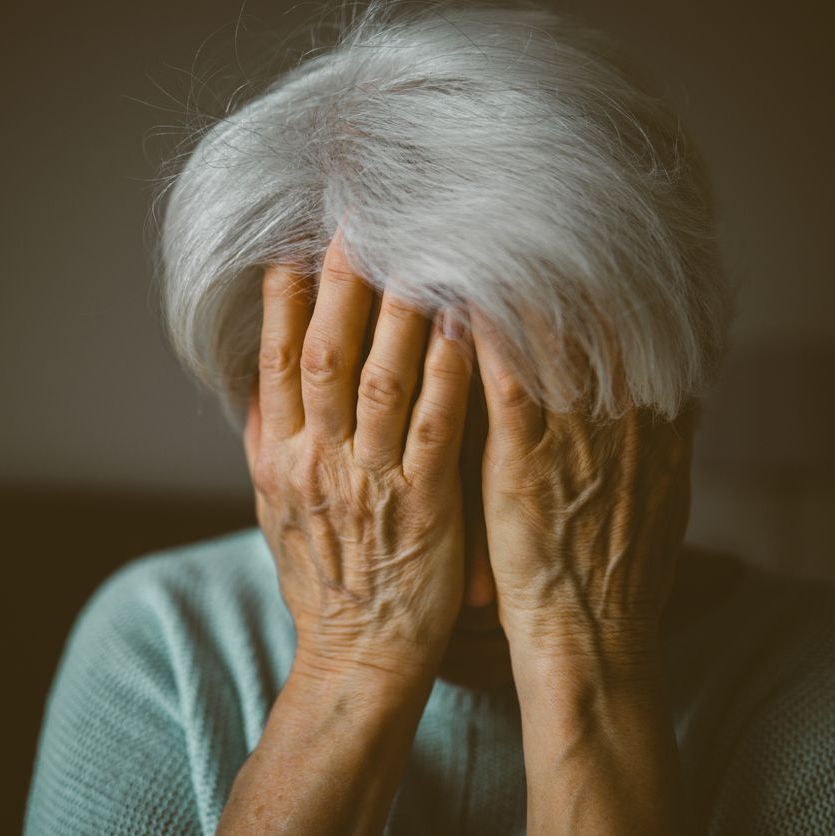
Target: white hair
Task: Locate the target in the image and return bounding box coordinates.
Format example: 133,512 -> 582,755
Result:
156,0 -> 736,432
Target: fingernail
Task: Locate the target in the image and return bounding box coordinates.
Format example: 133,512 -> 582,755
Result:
442,308 -> 465,340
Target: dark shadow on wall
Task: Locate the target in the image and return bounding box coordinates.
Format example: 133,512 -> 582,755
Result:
3,486 -> 256,835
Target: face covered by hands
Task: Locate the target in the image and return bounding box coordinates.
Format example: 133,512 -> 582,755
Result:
465,303 -> 697,677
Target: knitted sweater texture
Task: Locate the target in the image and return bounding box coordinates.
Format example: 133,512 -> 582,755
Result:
24,528 -> 835,834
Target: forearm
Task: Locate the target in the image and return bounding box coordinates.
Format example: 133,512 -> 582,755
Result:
218,657 -> 433,835
511,634 -> 691,836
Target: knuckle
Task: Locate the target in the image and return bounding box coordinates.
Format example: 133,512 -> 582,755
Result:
323,264 -> 358,287
259,340 -> 298,378
291,445 -> 326,505
412,407 -> 456,447
300,335 -> 344,383
263,266 -> 294,296
359,363 -> 407,411
493,369 -> 530,408
425,354 -> 466,385
252,452 -> 281,496
381,294 -> 419,323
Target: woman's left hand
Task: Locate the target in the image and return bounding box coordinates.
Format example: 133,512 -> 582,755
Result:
467,304 -> 696,834
468,305 -> 695,669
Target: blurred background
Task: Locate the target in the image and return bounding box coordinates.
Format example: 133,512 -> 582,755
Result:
3,0 -> 833,830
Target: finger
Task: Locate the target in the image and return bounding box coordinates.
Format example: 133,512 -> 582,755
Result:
360,288 -> 384,367
259,265 -> 312,442
354,290 -> 431,471
301,226 -> 374,442
243,379 -> 262,476
608,410 -> 640,554
402,308 -> 474,488
467,303 -> 546,458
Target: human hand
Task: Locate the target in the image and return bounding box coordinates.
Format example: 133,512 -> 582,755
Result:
243,227 -> 475,688
466,305 -> 696,834
467,304 -> 695,671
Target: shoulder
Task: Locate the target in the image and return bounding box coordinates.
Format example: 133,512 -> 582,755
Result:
664,545 -> 835,834
665,544 -> 835,670
49,527 -> 293,691
79,525 -> 277,615
64,525 -> 291,667
57,523 -> 297,733
665,544 -> 835,660
707,561 -> 835,834
25,527 -> 293,836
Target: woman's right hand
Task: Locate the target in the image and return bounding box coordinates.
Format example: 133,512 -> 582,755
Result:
243,226 -> 475,688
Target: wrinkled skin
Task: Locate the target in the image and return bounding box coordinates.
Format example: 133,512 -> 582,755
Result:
469,303 -> 696,664
243,225 -> 696,690
244,228 -> 475,684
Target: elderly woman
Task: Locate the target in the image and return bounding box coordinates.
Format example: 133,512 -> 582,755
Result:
25,2 -> 835,834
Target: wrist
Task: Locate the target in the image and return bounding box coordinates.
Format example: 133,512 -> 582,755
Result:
508,630 -> 688,836
507,617 -> 662,689
289,648 -> 438,714
223,650 -> 434,835
293,615 -> 450,691
507,620 -> 670,745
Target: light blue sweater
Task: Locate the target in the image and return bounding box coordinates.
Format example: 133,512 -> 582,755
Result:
25,528 -> 835,834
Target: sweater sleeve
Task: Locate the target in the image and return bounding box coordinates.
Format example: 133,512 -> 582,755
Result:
24,562 -> 202,836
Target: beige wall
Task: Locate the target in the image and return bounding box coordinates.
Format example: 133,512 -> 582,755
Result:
3,0 -> 833,574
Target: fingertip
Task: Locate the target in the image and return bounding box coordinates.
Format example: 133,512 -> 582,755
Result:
438,307 -> 463,340
438,306 -> 475,359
